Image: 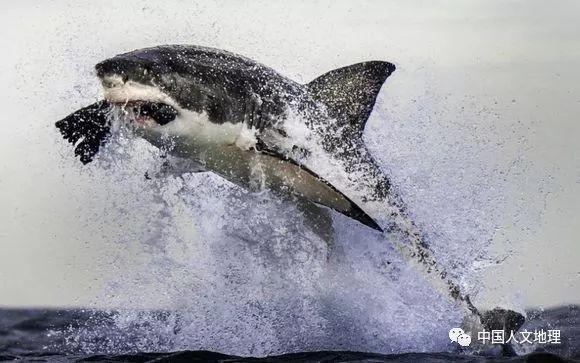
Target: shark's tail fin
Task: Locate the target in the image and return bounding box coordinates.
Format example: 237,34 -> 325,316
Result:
306,61 -> 396,137
390,217 -> 526,343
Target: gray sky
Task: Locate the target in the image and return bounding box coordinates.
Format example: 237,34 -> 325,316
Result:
0,0 -> 578,309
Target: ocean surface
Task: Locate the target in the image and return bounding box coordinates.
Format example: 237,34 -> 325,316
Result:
0,306 -> 578,362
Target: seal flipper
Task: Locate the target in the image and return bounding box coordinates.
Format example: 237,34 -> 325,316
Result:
55,100 -> 111,164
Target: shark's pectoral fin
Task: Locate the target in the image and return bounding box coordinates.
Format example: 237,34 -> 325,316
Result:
308,173 -> 384,232
255,141 -> 383,232
340,198 -> 383,232
55,100 -> 112,164
307,61 -> 395,136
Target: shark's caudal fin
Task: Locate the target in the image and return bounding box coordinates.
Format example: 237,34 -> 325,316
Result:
307,61 -> 396,135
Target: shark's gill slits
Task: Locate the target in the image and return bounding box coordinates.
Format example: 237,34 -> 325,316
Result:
125,101 -> 178,126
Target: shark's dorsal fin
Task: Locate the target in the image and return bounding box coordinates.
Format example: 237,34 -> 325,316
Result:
306,61 -> 395,135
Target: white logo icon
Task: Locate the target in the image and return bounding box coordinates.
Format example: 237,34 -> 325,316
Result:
457,333 -> 472,346
449,327 -> 464,342
449,327 -> 472,346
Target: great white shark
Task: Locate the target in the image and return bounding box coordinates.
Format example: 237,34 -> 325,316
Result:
55,45 -> 523,337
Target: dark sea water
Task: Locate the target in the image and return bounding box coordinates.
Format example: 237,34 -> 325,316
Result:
0,306 -> 577,362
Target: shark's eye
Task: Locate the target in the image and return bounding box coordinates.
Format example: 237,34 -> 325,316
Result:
137,102 -> 178,125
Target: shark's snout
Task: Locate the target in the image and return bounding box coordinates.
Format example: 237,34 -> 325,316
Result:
95,57 -> 159,87
96,58 -> 177,111
96,58 -> 140,77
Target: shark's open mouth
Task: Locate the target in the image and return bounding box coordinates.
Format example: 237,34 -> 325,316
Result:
55,99 -> 179,164
119,101 -> 178,126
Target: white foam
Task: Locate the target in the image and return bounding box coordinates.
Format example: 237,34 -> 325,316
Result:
60,78 -> 547,357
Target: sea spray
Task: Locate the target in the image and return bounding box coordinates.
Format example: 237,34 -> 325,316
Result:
54,83 -> 550,356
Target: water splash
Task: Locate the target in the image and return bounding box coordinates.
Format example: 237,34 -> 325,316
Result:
53,89 -> 550,357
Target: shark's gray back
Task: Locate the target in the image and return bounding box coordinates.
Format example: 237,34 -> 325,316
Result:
97,45 -> 304,128
96,45 -> 398,202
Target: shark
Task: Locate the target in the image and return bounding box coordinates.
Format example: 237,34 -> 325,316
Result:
55,45 -> 523,335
